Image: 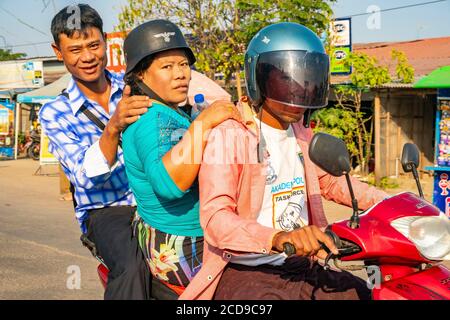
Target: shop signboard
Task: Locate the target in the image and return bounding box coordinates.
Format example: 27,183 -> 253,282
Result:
330,46 -> 352,74
39,134 -> 58,165
0,61 -> 44,89
433,171 -> 450,218
106,31 -> 127,73
0,100 -> 15,160
330,18 -> 352,75
425,89 -> 450,218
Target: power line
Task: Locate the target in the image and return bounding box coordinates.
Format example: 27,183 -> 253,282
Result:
0,5 -> 49,36
2,0 -> 449,49
6,41 -> 52,48
0,35 -> 9,49
338,0 -> 448,18
41,0 -> 52,13
40,0 -> 57,14
0,26 -> 41,49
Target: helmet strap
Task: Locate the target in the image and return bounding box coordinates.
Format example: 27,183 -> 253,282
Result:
135,79 -> 169,107
256,100 -> 266,164
302,109 -> 312,128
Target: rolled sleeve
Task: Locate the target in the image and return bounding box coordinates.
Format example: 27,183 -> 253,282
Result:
151,159 -> 186,200
39,107 -> 113,190
83,140 -> 117,178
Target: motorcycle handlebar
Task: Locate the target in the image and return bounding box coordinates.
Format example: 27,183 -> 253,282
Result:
282,229 -> 340,257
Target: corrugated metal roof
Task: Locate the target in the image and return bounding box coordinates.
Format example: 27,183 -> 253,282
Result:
331,79 -> 416,88
353,36 -> 450,77
377,83 -> 415,89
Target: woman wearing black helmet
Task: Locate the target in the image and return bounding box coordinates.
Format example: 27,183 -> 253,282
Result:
121,19 -> 241,296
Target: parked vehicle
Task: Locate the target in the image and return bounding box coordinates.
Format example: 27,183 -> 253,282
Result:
24,129 -> 40,161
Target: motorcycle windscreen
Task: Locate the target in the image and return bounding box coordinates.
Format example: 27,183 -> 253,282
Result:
256,50 -> 330,108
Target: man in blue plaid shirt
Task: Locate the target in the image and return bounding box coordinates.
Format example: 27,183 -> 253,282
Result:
39,4 -> 151,299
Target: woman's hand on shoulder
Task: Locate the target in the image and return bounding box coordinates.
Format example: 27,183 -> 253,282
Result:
195,100 -> 243,130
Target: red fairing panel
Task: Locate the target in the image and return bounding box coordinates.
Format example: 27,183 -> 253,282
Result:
373,265 -> 450,300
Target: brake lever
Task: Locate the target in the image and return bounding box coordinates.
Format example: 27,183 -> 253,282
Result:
283,240 -> 340,271
318,240 -> 336,270
283,228 -> 342,266
323,252 -> 335,270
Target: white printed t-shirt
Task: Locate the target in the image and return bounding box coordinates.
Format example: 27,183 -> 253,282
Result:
231,118 -> 309,266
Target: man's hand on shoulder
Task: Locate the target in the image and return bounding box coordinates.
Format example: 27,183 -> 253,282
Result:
107,85 -> 151,136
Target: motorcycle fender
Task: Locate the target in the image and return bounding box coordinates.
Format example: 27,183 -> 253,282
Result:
372,265 -> 450,300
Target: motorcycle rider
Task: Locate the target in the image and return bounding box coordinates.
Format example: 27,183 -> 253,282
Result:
180,22 -> 389,300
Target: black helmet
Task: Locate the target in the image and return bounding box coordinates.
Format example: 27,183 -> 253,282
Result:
124,19 -> 196,75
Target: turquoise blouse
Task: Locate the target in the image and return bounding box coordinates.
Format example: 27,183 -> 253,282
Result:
122,102 -> 202,237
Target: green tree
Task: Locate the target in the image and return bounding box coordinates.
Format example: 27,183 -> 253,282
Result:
311,106 -> 359,158
237,0 -> 335,45
0,48 -> 26,61
391,49 -> 415,83
116,0 -> 225,79
116,0 -> 336,98
313,52 -> 391,175
313,49 -> 414,176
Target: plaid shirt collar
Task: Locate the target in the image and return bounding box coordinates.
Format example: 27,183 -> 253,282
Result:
65,69 -> 124,115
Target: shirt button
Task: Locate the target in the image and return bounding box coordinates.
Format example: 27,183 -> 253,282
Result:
262,249 -> 267,254
207,275 -> 213,281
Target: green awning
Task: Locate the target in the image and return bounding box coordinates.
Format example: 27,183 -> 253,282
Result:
414,66 -> 450,89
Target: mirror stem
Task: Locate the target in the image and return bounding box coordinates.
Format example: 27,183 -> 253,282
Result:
411,164 -> 424,198
345,173 -> 360,229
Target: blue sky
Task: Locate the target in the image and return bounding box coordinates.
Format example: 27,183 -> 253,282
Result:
0,0 -> 449,58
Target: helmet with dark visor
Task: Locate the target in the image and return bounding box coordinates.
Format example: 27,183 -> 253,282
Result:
255,50 -> 330,108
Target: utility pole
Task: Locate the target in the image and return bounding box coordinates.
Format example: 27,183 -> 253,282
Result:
374,92 -> 381,186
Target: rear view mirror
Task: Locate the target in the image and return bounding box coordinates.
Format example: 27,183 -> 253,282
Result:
401,143 -> 420,173
309,133 -> 361,228
401,143 -> 424,198
309,133 -> 351,177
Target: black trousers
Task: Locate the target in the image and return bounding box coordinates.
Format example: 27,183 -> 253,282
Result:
85,206 -> 151,300
214,258 -> 371,300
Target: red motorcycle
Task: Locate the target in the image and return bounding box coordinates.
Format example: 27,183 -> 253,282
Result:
283,133 -> 450,300
97,133 -> 450,300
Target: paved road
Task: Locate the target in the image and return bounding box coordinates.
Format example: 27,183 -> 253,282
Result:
0,159 -> 447,299
0,159 -> 102,299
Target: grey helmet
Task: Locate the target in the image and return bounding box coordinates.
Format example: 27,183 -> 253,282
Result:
244,22 -> 330,109
124,19 -> 196,75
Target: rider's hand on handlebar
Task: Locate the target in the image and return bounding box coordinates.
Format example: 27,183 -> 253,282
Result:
272,225 -> 339,259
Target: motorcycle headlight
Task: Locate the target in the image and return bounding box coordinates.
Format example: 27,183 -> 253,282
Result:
391,213 -> 450,261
